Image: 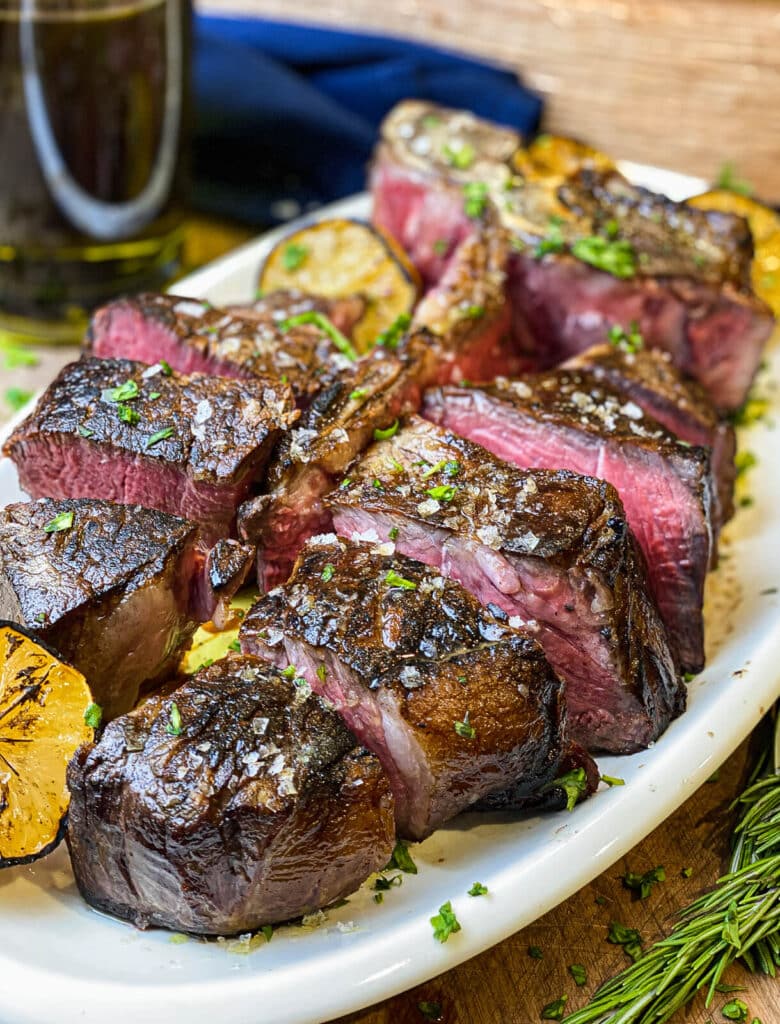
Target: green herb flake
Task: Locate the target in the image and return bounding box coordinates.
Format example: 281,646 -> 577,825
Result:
594,895 -> 608,906
421,114 -> 441,129
77,424 -> 94,437
375,312 -> 412,350
535,216 -> 566,258
102,380 -> 140,403
228,638 -> 242,652
468,882 -> 488,897
279,311 -> 358,361
349,387 -> 368,401
386,840 -> 418,874
601,774 -> 625,787
721,999 -> 749,1021
145,427 -> 174,449
166,702 -> 182,736
426,484 -> 456,502
716,162 -> 753,197
148,391 -> 161,401
373,892 -> 384,904
569,963 -> 587,986
281,242 -> 309,272
464,304 -> 484,319
543,766 -> 587,811
169,933 -> 189,945
373,873 -> 403,892
454,711 -> 476,740
261,924 -> 273,943
84,702 -> 102,730
463,181 -> 489,219
444,460 -> 460,477
118,404 -> 140,425
528,945 -> 543,959
735,451 -> 757,477
421,459 -> 446,480
4,387 -> 33,411
623,865 -> 666,900
681,866 -> 693,878
321,563 -> 335,583
374,419 -> 399,442
608,320 -> 644,353
316,664 -> 327,682
339,478 -> 352,490
2,346 -> 38,369
389,526 -> 399,541
43,510 -> 74,534
430,900 -> 461,943
417,1001 -> 442,1021
541,995 -> 568,1020
281,665 -> 297,679
442,141 -> 476,170
607,920 -> 643,961
432,239 -> 449,256
385,569 -> 417,591
159,360 -> 173,376
572,236 -> 636,278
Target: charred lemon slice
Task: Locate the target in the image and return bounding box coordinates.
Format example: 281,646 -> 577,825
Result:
687,190 -> 780,316
181,588 -> 258,675
0,623 -> 94,867
518,133 -> 615,179
257,218 -> 420,353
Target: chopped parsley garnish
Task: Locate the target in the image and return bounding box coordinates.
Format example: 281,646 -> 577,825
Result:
528,945 -> 543,959
373,873 -> 403,892
118,404 -> 139,425
84,703 -> 103,730
339,478 -> 352,490
2,345 -> 38,369
321,563 -> 335,582
432,239 -> 449,256
373,479 -> 384,490
608,320 -> 644,353
623,865 -> 666,900
349,388 -> 368,401
159,360 -> 173,376
569,963 -> 587,986
417,1002 -> 442,1021
681,866 -> 693,878
595,895 -> 608,906
281,665 -> 298,679
468,882 -> 488,897
721,999 -> 749,1021
103,380 -> 140,403
543,766 -> 588,811
386,840 -> 418,874
442,141 -> 475,170
77,424 -> 94,437
389,526 -> 399,541
430,900 -> 461,943
228,638 -> 241,652
166,702 -> 183,736
279,311 -> 358,361
385,569 -> 417,590
716,162 -> 753,197
608,920 -> 643,961
601,774 -> 625,787
148,391 -> 161,400
374,420 -> 399,441
465,304 -> 485,319
735,450 -> 757,477
421,460 -> 446,479
281,242 -> 309,271
4,387 -> 32,411
463,181 -> 489,218
571,236 -> 636,278
375,312 -> 412,350
145,427 -> 174,449
534,216 -> 565,258
541,995 -> 568,1020
43,510 -> 74,533
261,924 -> 273,943
35,612 -> 46,623
316,664 -> 327,682
426,484 -> 456,502
454,711 -> 476,740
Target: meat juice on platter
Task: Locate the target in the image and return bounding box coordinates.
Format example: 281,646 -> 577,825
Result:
0,0 -> 190,340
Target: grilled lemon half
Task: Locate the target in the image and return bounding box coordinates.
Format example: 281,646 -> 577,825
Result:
0,623 -> 94,868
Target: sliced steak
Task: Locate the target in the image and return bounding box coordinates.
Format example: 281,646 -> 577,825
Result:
240,535 -> 590,840
238,343 -> 433,590
371,101 -> 774,411
4,357 -> 296,542
227,288 -> 367,338
564,343 -> 736,535
327,417 -> 681,753
86,293 -> 350,405
424,375 -> 712,672
67,655 -> 394,934
0,498 -> 253,719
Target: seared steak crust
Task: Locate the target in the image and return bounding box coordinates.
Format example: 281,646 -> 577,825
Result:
4,358 -> 296,540
0,498 -> 252,719
327,418 -> 682,753
67,655 -> 394,935
241,536 -> 586,839
227,289 -> 367,339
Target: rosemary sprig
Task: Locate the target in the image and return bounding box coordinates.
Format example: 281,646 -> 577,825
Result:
563,710 -> 780,1024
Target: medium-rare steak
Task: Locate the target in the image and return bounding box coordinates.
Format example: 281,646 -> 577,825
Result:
240,535 -> 591,840
327,417 -> 681,754
227,288 -> 367,338
371,101 -> 774,411
238,343 -> 433,589
86,293 -> 352,405
564,343 -> 736,536
67,655 -> 394,934
0,498 -> 253,719
424,373 -> 713,672
4,357 -> 296,542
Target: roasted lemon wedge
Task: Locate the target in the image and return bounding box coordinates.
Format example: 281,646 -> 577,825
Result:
0,623 -> 94,867
257,217 -> 420,353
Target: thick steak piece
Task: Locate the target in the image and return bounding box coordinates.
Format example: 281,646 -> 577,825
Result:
86,293 -> 351,405
564,343 -> 736,536
4,357 -> 296,542
371,101 -> 774,411
240,535 -> 590,840
67,655 -> 394,934
0,498 -> 253,719
238,343 -> 432,590
424,373 -> 713,672
328,418 -> 681,754
226,289 -> 367,338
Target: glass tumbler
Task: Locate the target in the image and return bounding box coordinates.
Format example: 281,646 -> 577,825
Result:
0,0 -> 191,343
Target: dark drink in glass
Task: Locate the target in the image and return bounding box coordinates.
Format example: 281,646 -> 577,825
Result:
0,0 -> 190,343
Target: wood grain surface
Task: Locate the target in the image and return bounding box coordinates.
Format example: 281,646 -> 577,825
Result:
197,0 -> 780,201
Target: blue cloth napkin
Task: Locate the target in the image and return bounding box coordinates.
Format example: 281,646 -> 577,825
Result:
193,16 -> 543,226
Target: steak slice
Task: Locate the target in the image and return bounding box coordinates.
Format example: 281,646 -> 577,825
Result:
371,101 -> 774,411
564,343 -> 736,536
240,535 -> 590,840
86,293 -> 351,405
238,343 -> 433,590
226,288 -> 367,338
0,498 -> 253,719
327,417 -> 681,753
66,655 -> 394,934
4,357 -> 296,542
424,374 -> 713,672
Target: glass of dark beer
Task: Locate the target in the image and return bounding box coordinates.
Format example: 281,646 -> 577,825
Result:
0,0 -> 190,343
